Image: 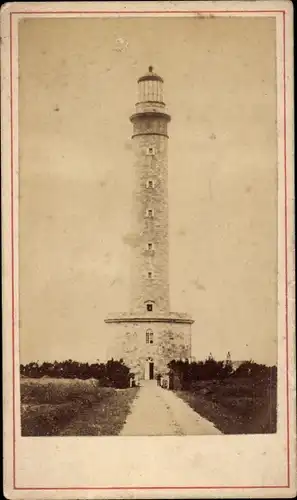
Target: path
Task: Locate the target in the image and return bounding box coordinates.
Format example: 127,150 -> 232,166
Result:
120,381 -> 221,436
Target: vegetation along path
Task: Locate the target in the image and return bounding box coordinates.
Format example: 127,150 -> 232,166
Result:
120,380 -> 221,436
21,377 -> 139,436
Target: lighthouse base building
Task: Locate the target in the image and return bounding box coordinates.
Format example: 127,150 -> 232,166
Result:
105,67 -> 194,380
105,313 -> 193,380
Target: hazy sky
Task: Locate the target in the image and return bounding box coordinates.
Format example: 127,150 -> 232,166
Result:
19,16 -> 277,365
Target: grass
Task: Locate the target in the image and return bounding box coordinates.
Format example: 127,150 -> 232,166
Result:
175,375 -> 277,434
21,377 -> 139,436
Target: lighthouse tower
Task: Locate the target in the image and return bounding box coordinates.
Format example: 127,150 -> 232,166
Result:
129,66 -> 171,316
105,67 -> 194,380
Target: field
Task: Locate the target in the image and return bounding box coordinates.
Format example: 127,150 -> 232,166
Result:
21,377 -> 139,436
176,375 -> 277,434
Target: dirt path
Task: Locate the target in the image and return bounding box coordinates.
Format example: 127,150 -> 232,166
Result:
120,381 -> 221,436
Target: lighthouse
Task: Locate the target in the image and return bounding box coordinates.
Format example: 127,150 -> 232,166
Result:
105,67 -> 194,380
129,66 -> 171,316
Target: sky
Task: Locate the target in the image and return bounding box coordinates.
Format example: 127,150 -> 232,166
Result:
19,16 -> 277,365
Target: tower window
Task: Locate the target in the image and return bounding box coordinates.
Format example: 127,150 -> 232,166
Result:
147,242 -> 153,250
146,329 -> 154,344
147,209 -> 154,217
148,271 -> 152,278
146,146 -> 156,156
147,304 -> 153,312
146,179 -> 154,189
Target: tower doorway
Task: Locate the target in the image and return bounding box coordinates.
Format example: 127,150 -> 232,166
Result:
149,361 -> 154,380
145,358 -> 154,380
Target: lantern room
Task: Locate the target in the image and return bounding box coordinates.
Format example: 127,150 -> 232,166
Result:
137,66 -> 164,103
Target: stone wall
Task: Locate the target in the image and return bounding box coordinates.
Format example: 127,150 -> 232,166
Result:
106,320 -> 192,379
129,131 -> 170,316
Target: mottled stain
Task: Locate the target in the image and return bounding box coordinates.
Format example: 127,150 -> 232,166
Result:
122,232 -> 141,248
177,228 -> 186,237
113,37 -> 129,52
192,278 -> 206,291
110,278 -> 121,287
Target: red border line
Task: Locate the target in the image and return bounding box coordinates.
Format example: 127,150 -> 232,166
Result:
282,9 -> 290,489
10,9 -> 290,492
10,11 -> 16,492
10,10 -> 286,14
12,485 -> 289,491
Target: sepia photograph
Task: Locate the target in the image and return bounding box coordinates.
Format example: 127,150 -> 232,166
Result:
1,2 -> 295,497
18,14 -> 278,438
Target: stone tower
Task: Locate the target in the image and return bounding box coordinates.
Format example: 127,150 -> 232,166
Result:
130,66 -> 170,316
105,67 -> 194,380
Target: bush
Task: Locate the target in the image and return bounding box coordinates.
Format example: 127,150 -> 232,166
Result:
105,359 -> 131,389
168,354 -> 276,391
168,353 -> 234,389
232,360 -> 277,382
20,358 -> 132,389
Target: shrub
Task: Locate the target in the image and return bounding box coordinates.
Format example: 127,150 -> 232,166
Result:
168,354 -> 276,391
105,359 -> 131,389
232,360 -> 277,383
168,353 -> 234,389
20,359 -> 132,389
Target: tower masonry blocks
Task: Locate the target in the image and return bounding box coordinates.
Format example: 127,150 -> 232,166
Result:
106,318 -> 192,380
105,67 -> 194,380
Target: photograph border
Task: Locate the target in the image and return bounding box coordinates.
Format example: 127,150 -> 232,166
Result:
2,1 -> 295,496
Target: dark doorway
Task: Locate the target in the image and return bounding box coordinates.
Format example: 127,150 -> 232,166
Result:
149,362 -> 154,380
